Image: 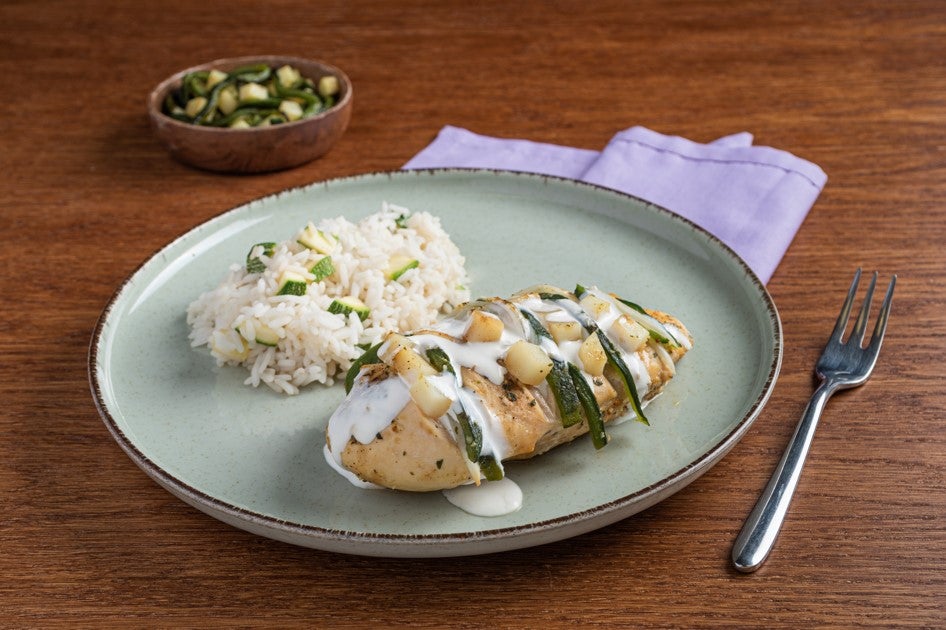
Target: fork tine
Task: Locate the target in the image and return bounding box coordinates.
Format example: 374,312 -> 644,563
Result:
830,268 -> 861,343
868,275 -> 897,352
850,271 -> 878,345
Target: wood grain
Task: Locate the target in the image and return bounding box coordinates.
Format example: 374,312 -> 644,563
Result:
1,0 -> 944,626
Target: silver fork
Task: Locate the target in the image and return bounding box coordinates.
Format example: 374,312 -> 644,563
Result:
732,269 -> 896,573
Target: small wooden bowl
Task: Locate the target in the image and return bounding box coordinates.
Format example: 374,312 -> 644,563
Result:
148,56 -> 352,173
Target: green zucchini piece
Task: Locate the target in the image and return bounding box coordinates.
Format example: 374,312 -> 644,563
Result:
254,324 -> 280,347
596,330 -> 649,425
276,270 -> 308,296
568,362 -> 608,449
297,224 -> 337,254
457,412 -> 482,462
344,342 -> 383,393
425,347 -> 454,374
328,296 -> 370,321
477,455 -> 504,481
246,242 -> 276,273
309,255 -> 334,281
385,256 -> 419,281
394,213 -> 410,228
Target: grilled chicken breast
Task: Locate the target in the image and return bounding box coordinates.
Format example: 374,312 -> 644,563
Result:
325,285 -> 692,491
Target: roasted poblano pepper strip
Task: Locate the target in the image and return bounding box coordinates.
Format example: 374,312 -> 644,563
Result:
425,347 -> 454,374
229,63 -> 272,83
344,342 -> 383,393
519,308 -> 583,427
477,455 -> 504,481
547,359 -> 583,427
192,76 -> 237,124
245,242 -> 276,273
568,362 -> 608,449
596,329 -> 649,425
612,295 -> 681,347
457,412 -> 482,462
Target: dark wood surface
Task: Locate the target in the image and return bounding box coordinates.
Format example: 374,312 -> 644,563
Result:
2,1 -> 943,626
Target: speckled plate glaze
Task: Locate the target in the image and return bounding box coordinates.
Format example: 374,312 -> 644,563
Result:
90,169 -> 781,557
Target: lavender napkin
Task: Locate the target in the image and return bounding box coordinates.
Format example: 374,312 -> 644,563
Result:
403,125 -> 827,283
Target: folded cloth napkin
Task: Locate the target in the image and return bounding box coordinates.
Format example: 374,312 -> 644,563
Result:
403,125 -> 827,284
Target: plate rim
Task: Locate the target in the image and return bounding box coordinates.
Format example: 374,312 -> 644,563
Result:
88,168 -> 782,555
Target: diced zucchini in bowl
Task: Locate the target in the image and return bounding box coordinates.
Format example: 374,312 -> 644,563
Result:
279,99 -> 304,121
276,64 -> 302,88
185,97 -> 207,118
239,82 -> 269,103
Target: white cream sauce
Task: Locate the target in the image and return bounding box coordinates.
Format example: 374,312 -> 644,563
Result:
325,286 -> 671,516
442,477 -> 523,517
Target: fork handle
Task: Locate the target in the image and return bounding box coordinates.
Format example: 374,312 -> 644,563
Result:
731,380 -> 838,572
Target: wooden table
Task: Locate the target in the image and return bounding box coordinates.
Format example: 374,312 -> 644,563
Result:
2,1 -> 943,626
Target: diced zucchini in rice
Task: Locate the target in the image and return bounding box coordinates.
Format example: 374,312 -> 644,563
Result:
297,223 -> 337,254
328,296 -> 370,320
385,255 -> 419,281
185,205 -> 471,396
309,255 -> 334,281
276,270 -> 308,296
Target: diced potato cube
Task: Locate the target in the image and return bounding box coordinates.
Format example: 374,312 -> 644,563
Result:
610,317 -> 649,353
218,85 -> 239,115
276,64 -> 301,88
464,310 -> 503,343
504,340 -> 553,386
278,99 -> 304,121
239,82 -> 269,103
409,376 -> 453,419
578,333 -> 607,376
318,75 -> 340,97
206,69 -> 229,89
229,117 -> 251,129
392,347 -> 437,385
547,320 -> 582,343
378,333 -> 412,364
184,96 -> 207,118
579,294 -> 612,320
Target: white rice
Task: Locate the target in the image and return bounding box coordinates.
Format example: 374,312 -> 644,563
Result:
186,202 -> 470,395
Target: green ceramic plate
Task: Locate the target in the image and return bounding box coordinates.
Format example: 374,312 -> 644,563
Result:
90,169 -> 781,557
